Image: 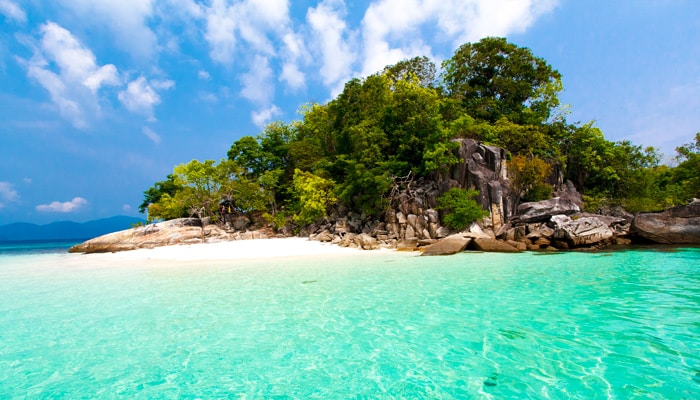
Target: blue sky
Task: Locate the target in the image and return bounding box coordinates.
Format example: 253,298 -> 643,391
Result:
0,0 -> 698,225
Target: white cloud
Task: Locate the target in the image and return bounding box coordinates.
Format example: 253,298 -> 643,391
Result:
122,204 -> 132,212
359,0 -> 559,76
22,22 -> 120,128
198,70 -> 211,80
280,62 -> 305,90
0,0 -> 26,23
142,126 -> 162,144
240,55 -> 274,105
203,0 -> 291,64
0,181 -> 19,208
307,0 -> 356,89
23,178 -> 32,184
36,197 -> 88,213
118,76 -> 174,120
252,105 -> 281,128
57,0 -> 157,60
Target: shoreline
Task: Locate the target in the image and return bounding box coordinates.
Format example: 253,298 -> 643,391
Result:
79,237 -> 399,263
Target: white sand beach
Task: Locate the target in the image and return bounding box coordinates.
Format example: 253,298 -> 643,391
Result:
82,237 -> 383,263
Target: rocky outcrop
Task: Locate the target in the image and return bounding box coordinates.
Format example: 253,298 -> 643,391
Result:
631,200 -> 700,244
450,138 -> 510,231
69,218 -> 270,253
551,216 -> 614,247
515,197 -> 580,223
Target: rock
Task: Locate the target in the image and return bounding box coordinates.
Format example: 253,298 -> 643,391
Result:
517,197 -> 580,223
506,240 -> 528,251
311,231 -> 334,242
70,218 -> 211,253
630,201 -> 700,244
552,217 -> 614,247
357,233 -> 380,250
232,216 -> 250,231
397,238 -> 419,251
471,238 -> 521,253
421,235 -> 471,256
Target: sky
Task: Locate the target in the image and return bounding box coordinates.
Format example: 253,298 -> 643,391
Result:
0,0 -> 698,225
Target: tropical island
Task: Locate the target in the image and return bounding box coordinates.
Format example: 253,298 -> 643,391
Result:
70,37 -> 700,255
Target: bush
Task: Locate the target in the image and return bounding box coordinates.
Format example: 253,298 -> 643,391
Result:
436,188 -> 489,231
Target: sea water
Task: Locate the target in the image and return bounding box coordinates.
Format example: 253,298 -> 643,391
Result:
1,242 -> 699,399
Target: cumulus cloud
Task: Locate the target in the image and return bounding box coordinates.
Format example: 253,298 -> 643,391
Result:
251,105 -> 281,128
118,76 -> 174,120
203,0 -> 291,64
22,22 -> 120,128
240,55 -> 274,105
142,126 -> 161,144
36,197 -> 88,213
359,0 -> 559,76
307,0 -> 356,90
0,0 -> 26,23
0,181 -> 19,208
57,0 -> 157,60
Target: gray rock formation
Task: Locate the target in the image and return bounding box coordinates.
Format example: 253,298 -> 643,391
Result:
516,197 -> 580,223
631,200 -> 700,244
552,216 -> 614,247
450,138 -> 510,231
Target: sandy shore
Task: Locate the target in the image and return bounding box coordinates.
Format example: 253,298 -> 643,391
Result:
82,237 -> 386,262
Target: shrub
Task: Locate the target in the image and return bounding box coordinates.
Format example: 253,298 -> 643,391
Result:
436,188 -> 489,231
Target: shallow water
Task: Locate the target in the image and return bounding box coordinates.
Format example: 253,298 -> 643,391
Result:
1,244 -> 699,398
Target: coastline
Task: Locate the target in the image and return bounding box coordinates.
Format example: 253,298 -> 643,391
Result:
78,237 -> 397,263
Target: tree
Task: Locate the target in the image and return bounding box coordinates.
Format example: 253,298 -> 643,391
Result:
441,37 -> 562,125
138,174 -> 182,214
291,169 -> 337,226
382,56 -> 437,88
436,188 -> 488,231
509,155 -> 552,206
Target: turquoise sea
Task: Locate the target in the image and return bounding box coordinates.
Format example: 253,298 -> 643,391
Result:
1,241 -> 699,399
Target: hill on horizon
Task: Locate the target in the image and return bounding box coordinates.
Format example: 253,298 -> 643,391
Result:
0,216 -> 146,242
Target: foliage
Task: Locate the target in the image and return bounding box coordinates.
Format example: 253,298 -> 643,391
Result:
140,37 -> 699,227
436,188 -> 488,231
291,169 -> 337,226
441,37 -> 562,125
509,155 -> 552,205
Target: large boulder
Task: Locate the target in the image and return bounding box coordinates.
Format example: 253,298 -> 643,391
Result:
471,238 -> 521,253
421,235 -> 471,256
630,200 -> 700,244
516,197 -> 580,223
69,218 -> 219,253
552,216 -> 614,247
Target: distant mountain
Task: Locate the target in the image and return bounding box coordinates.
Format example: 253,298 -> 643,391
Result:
0,216 -> 146,242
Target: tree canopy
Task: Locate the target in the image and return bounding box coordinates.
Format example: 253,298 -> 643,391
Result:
140,37 -> 698,227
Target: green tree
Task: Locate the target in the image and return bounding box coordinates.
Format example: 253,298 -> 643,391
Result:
138,174 -> 182,214
509,155 -> 553,206
441,37 -> 562,125
382,56 -> 437,88
291,169 -> 337,225
436,188 -> 488,231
